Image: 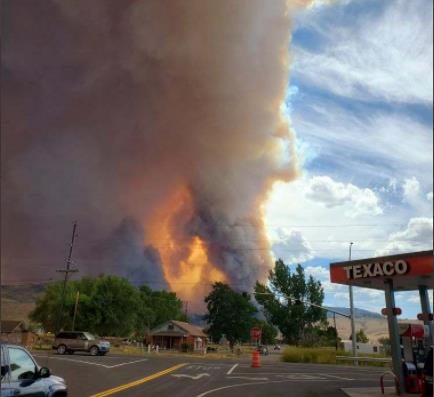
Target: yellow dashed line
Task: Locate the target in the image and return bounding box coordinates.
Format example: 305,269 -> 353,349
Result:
88,363 -> 187,397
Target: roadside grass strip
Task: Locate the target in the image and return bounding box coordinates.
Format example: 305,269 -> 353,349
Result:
88,363 -> 187,397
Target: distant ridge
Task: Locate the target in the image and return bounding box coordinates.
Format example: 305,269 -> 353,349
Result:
325,306 -> 383,319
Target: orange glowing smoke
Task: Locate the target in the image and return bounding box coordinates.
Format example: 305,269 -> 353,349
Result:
147,185 -> 227,305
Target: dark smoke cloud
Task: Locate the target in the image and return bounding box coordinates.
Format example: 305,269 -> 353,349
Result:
1,0 -> 304,297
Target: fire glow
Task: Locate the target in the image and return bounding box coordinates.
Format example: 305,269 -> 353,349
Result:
148,186 -> 227,304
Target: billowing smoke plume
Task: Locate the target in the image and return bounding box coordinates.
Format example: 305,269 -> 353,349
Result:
2,1 -> 309,304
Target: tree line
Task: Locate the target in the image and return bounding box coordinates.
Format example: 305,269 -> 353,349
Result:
30,275 -> 187,337
31,259 -> 337,347
205,259 -> 337,348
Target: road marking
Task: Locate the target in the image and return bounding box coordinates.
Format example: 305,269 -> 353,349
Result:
320,373 -> 355,381
276,374 -> 327,380
34,355 -> 113,368
172,373 -> 210,380
226,363 -> 238,375
33,355 -> 148,369
227,376 -> 268,381
194,379 -> 337,397
88,363 -> 186,397
186,365 -> 221,370
104,359 -> 149,368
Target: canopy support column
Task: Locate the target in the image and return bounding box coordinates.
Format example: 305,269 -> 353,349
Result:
384,280 -> 404,393
418,285 -> 433,345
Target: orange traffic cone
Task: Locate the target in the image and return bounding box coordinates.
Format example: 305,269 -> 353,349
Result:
251,350 -> 260,368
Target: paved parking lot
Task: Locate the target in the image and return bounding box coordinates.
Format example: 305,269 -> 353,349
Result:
33,352 -> 392,397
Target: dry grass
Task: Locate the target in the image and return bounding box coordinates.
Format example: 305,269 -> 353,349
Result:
282,347 -> 338,364
282,346 -> 391,367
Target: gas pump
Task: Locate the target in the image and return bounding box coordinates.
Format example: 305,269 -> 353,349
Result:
399,323 -> 428,393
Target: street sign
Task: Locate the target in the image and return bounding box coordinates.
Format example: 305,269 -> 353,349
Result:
250,327 -> 261,340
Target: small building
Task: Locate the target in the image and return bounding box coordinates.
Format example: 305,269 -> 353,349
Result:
150,320 -> 207,351
341,339 -> 382,354
0,320 -> 35,346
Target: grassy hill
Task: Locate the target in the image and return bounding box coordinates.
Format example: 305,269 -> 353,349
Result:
1,283 -> 47,322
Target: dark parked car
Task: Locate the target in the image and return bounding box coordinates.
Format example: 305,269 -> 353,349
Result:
0,342 -> 67,397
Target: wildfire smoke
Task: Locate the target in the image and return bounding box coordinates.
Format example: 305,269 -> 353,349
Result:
2,0 -> 312,306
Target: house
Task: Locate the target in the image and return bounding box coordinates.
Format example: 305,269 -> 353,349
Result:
0,320 -> 36,346
150,320 -> 207,351
341,339 -> 382,354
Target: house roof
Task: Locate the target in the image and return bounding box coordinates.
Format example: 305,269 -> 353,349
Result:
151,320 -> 207,337
1,320 -> 26,333
171,321 -> 206,337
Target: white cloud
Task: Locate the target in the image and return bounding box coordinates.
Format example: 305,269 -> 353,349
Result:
305,176 -> 383,217
377,217 -> 433,256
265,176 -> 393,261
303,265 -> 389,313
427,192 -> 433,202
402,177 -> 421,204
292,104 -> 433,188
294,0 -> 433,104
272,228 -> 314,264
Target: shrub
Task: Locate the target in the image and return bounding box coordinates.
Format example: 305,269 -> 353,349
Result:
282,346 -> 337,364
282,346 -> 391,367
180,342 -> 193,352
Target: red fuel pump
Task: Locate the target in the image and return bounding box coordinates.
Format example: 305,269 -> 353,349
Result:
399,323 -> 427,394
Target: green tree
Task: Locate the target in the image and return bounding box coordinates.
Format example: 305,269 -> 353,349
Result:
378,337 -> 391,355
87,275 -> 139,337
30,276 -> 188,337
136,285 -> 186,337
205,282 -> 257,349
255,260 -> 326,345
30,275 -> 139,336
356,329 -> 369,343
30,282 -> 73,332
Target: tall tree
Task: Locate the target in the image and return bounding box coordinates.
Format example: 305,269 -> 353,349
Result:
136,285 -> 186,336
88,275 -> 139,337
255,260 -> 326,345
205,282 -> 257,349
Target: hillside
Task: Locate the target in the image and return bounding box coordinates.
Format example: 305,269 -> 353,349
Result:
1,283 -> 47,322
325,307 -> 383,319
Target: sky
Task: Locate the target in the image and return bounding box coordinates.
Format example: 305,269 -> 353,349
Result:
2,0 -> 432,319
265,0 -> 433,318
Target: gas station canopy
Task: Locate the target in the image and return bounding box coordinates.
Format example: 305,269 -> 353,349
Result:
330,250 -> 433,291
330,250 -> 433,394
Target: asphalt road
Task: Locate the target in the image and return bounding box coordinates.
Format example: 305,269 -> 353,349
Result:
32,351 -> 392,397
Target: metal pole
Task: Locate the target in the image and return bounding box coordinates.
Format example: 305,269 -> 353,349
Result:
55,222 -> 78,333
384,279 -> 405,393
348,242 -> 358,365
418,285 -> 433,346
72,291 -> 80,331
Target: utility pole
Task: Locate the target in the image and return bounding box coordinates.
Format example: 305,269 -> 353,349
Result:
333,312 -> 338,351
72,291 -> 80,331
55,222 -> 79,333
184,301 -> 189,318
348,242 -> 358,365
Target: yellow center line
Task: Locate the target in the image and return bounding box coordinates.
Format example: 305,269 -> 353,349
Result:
88,363 -> 187,397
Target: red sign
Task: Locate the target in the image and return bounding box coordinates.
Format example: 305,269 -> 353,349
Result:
250,327 -> 261,340
330,252 -> 432,283
381,307 -> 401,316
